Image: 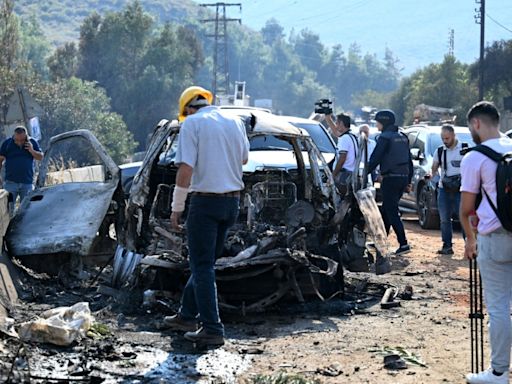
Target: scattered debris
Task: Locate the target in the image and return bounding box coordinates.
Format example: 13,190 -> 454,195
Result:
370,346 -> 428,368
380,287 -> 401,309
316,362 -> 343,376
400,285 -> 414,300
17,302 -> 93,346
383,354 -> 408,370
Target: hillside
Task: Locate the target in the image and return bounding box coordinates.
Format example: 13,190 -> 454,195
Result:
14,0 -> 205,45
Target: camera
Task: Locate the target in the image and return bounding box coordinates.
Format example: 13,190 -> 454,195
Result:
314,99 -> 333,115
460,142 -> 470,155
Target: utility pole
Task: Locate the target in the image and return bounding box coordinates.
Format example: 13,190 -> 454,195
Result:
475,0 -> 485,101
200,2 -> 241,102
448,29 -> 454,57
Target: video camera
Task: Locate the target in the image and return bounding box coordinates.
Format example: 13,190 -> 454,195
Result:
314,99 -> 333,115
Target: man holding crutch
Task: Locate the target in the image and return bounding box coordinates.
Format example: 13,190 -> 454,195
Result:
460,101 -> 512,383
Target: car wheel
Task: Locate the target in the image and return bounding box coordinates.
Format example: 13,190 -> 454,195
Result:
417,185 -> 440,229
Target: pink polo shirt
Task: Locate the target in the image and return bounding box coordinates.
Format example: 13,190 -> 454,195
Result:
460,137 -> 512,235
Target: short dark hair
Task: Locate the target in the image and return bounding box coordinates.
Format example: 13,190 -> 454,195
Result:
441,124 -> 455,134
336,113 -> 351,128
14,126 -> 27,134
467,101 -> 500,126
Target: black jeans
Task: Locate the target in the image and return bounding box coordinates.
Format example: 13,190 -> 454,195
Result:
179,195 -> 239,336
381,176 -> 408,246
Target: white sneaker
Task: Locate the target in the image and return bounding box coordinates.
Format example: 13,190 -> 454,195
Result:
466,368 -> 509,383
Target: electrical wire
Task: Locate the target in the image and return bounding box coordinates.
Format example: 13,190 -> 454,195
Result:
486,13 -> 512,35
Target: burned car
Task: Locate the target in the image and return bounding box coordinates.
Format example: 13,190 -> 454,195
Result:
6,130 -> 124,274
114,111 -> 390,313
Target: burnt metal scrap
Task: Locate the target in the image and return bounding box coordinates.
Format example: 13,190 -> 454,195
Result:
6,130 -> 124,274
115,111 -> 391,313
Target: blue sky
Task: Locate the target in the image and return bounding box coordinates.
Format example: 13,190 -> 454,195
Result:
229,0 -> 512,74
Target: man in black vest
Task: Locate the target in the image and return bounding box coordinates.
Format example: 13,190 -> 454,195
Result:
368,110 -> 413,255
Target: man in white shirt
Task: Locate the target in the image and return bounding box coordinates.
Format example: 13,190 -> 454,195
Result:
325,112 -> 358,195
164,86 -> 250,347
430,125 -> 465,255
461,101 -> 512,384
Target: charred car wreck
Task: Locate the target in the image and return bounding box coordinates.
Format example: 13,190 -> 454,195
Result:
6,130 -> 124,275
114,111 -> 390,313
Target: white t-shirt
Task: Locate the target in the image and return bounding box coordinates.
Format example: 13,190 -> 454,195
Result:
460,137 -> 512,235
432,140 -> 464,187
175,106 -> 250,193
335,131 -> 358,172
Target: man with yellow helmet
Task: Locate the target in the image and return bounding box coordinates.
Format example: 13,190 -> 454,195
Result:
164,86 -> 250,347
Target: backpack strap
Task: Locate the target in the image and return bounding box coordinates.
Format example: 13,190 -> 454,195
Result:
437,145 -> 443,167
469,145 -> 502,162
468,144 -> 503,218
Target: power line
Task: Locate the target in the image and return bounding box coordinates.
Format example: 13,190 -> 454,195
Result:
487,13 -> 512,34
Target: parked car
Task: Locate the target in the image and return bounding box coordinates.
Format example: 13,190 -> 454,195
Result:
399,125 -> 475,229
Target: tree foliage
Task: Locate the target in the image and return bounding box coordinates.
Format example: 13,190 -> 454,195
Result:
35,77 -> 136,163
76,1 -> 203,147
390,55 -> 478,125
470,39 -> 512,105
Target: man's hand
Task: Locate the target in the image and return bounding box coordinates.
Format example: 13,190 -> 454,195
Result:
24,140 -> 33,152
171,211 -> 183,232
464,238 -> 478,260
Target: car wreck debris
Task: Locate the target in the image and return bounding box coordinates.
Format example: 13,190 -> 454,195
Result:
18,302 -> 93,346
108,111 -> 391,313
6,130 -> 124,275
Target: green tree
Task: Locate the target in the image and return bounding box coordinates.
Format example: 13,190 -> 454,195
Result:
47,42 -> 78,80
17,15 -> 51,78
471,39 -> 512,103
260,18 -> 284,46
35,77 -> 137,163
76,2 -> 202,147
390,55 -> 478,125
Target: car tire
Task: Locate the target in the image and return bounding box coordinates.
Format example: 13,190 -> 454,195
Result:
417,185 -> 440,229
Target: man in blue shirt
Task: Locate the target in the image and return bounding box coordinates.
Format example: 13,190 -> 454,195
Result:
0,126 -> 44,213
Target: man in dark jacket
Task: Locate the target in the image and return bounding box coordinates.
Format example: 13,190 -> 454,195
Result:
368,110 -> 413,255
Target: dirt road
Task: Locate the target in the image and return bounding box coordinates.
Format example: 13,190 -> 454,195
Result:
237,214 -> 475,383
0,215 -> 478,383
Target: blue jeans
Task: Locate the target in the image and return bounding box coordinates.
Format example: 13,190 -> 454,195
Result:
437,187 -> 462,248
477,228 -> 512,373
381,176 -> 408,246
4,180 -> 33,214
179,195 -> 239,336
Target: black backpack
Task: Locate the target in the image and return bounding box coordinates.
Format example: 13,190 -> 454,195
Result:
470,145 -> 512,232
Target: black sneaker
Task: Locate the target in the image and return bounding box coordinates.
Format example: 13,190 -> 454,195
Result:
437,247 -> 454,255
394,244 -> 411,255
184,327 -> 225,346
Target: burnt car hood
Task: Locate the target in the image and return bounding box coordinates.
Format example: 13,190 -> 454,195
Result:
6,129 -> 120,257
7,183 -> 116,256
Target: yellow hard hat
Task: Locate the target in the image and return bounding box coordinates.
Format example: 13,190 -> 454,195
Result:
178,86 -> 213,122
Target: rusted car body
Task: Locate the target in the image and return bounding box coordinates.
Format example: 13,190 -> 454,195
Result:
6,130 -> 124,274
114,111 -> 388,313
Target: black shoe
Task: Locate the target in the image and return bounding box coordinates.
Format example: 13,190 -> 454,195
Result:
162,313 -> 198,332
437,247 -> 454,255
394,244 -> 411,256
184,327 -> 225,346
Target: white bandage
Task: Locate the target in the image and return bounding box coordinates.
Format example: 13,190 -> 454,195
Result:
171,186 -> 189,212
